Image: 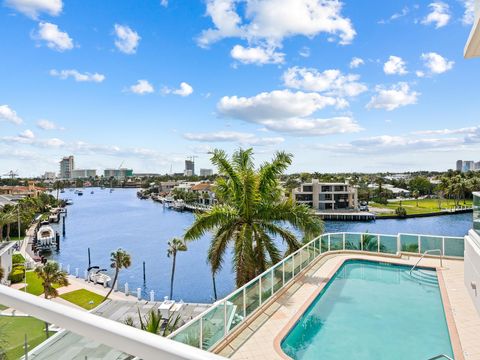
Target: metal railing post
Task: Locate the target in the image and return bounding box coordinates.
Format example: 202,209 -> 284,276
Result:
442,237 -> 445,256
271,269 -> 274,297
418,236 -> 422,254
328,234 -> 331,251
259,277 -> 262,306
282,260 -> 285,285
377,235 -> 380,253
199,317 -> 203,350
343,233 -> 346,250
292,254 -> 296,277
242,288 -> 246,318
397,234 -> 401,254
223,300 -> 227,336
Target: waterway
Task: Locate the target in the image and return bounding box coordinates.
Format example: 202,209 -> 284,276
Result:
49,188 -> 472,303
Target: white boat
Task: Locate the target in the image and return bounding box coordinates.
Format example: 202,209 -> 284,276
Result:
87,267 -> 111,285
36,221 -> 56,253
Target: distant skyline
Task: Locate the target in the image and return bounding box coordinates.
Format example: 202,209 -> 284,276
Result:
1,0 -> 479,176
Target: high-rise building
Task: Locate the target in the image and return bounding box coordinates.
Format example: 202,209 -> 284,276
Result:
199,168 -> 213,177
184,160 -> 195,176
59,156 -> 74,179
475,162 -> 480,171
456,160 -> 463,172
464,161 -> 475,172
104,168 -> 133,180
72,169 -> 97,179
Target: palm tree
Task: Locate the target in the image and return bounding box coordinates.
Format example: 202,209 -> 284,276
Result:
52,181 -> 64,201
167,237 -> 187,300
103,248 -> 131,301
35,261 -> 69,299
184,149 -> 323,287
412,190 -> 420,207
0,266 -> 4,282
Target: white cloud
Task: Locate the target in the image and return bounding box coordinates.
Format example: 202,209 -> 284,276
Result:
230,45 -> 284,65
421,52 -> 454,74
421,2 -> 450,28
129,80 -> 154,95
217,89 -> 361,136
36,119 -> 62,130
5,0 -> 62,19
416,70 -> 425,78
299,46 -> 310,58
282,67 -> 367,98
163,82 -> 194,97
160,0 -> 168,7
413,126 -> 479,135
349,57 -> 364,69
198,0 -> 356,49
19,129 -> 35,139
378,6 -> 409,24
462,0 -> 475,25
367,82 -> 419,111
0,105 -> 23,124
49,69 -> 105,83
114,24 -> 140,54
183,131 -> 284,146
383,55 -> 408,75
33,22 -> 73,52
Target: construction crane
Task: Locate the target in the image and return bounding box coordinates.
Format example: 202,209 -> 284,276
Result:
188,156 -> 198,163
118,161 -> 125,169
2,170 -> 18,179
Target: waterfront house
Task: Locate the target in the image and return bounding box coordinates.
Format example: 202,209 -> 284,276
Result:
292,179 -> 358,211
0,241 -> 15,284
190,182 -> 215,206
0,181 -> 46,198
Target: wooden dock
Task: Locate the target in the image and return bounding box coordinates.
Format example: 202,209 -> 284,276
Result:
315,211 -> 376,221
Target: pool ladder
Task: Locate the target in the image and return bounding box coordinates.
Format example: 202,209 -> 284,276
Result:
427,354 -> 453,360
410,249 -> 443,276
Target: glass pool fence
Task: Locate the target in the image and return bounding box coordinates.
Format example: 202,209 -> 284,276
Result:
168,232 -> 464,351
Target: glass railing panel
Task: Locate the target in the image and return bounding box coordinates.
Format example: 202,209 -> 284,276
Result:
474,193 -> 480,235
361,233 -> 378,252
245,280 -> 260,317
284,256 -> 293,283
321,234 -> 329,252
260,270 -> 273,303
314,237 -> 321,255
202,303 -> 226,350
379,235 -> 397,254
420,236 -> 443,254
171,318 -> 201,349
400,234 -> 419,253
225,290 -> 244,332
330,233 -> 343,250
444,237 -> 465,257
293,252 -> 302,275
301,246 -> 311,268
272,262 -> 283,293
307,242 -> 316,262
345,233 -> 361,250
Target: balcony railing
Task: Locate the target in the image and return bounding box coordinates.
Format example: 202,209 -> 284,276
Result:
168,232 -> 464,352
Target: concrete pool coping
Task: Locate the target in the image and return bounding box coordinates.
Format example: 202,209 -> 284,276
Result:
218,253 -> 478,360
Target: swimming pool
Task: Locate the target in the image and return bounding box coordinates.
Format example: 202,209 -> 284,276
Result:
281,260 -> 454,360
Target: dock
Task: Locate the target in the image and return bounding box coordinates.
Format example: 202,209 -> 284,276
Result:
315,211 -> 376,221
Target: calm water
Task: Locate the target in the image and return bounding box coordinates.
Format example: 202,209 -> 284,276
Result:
49,188 -> 471,303
281,260 -> 453,360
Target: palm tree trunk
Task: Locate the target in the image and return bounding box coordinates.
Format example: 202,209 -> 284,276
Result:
0,225 -> 3,242
6,223 -> 10,241
170,254 -> 176,300
103,269 -> 119,301
212,273 -> 218,301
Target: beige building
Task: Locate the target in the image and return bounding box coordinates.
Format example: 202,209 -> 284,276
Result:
465,0 -> 480,57
292,179 -> 358,211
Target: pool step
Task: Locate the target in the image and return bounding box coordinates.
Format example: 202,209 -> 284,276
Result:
407,270 -> 439,286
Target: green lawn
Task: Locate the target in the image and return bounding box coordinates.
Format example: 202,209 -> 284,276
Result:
18,271 -> 63,296
371,198 -> 473,216
60,289 -> 104,310
0,316 -> 48,359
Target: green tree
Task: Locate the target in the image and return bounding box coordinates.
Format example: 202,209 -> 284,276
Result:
103,248 -> 132,301
412,190 -> 420,207
52,180 -> 64,201
35,261 -> 69,299
184,149 -> 323,287
167,238 -> 187,299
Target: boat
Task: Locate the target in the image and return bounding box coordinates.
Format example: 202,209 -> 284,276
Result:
90,191 -> 94,194
77,190 -> 83,196
87,266 -> 111,285
65,199 -> 74,205
60,189 -> 65,193
110,188 -> 114,193
36,221 -> 57,253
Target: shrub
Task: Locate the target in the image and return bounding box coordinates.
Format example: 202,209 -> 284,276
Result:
8,266 -> 25,283
395,207 -> 407,217
372,197 -> 388,205
12,253 -> 25,265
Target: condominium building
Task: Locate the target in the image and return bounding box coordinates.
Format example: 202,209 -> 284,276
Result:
199,168 -> 213,177
457,160 -> 464,172
72,169 -> 97,179
292,179 -> 358,211
104,168 -> 133,180
59,156 -> 74,179
456,160 -> 479,172
184,160 -> 195,176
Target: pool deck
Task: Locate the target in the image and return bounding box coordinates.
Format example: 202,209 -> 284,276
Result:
217,253 -> 480,360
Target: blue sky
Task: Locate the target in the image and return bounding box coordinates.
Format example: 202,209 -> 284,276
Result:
0,0 -> 479,176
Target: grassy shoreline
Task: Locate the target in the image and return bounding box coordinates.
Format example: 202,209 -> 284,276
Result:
370,198 -> 473,217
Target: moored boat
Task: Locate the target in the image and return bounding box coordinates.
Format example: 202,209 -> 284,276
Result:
36,221 -> 57,253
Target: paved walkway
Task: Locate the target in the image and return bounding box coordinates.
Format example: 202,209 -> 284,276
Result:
219,253 -> 480,360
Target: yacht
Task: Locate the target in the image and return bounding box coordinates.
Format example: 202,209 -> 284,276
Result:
36,221 -> 57,253
87,266 -> 111,285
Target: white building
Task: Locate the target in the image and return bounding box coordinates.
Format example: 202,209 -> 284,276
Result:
0,241 -> 16,284
292,180 -> 358,211
199,168 -> 213,177
72,169 -> 97,179
464,0 -> 480,58
465,192 -> 480,314
59,156 -> 74,179
42,171 -> 56,180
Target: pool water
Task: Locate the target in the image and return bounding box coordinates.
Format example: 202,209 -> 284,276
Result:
281,260 -> 454,360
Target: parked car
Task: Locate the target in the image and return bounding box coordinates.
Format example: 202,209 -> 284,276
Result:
359,201 -> 369,211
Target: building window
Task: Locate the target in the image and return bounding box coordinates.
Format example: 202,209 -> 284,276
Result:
296,194 -> 313,201
334,185 -> 346,192
321,186 -> 332,192
302,185 -> 313,192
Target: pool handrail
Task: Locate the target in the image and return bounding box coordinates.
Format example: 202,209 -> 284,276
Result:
427,354 -> 453,360
410,249 -> 443,275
